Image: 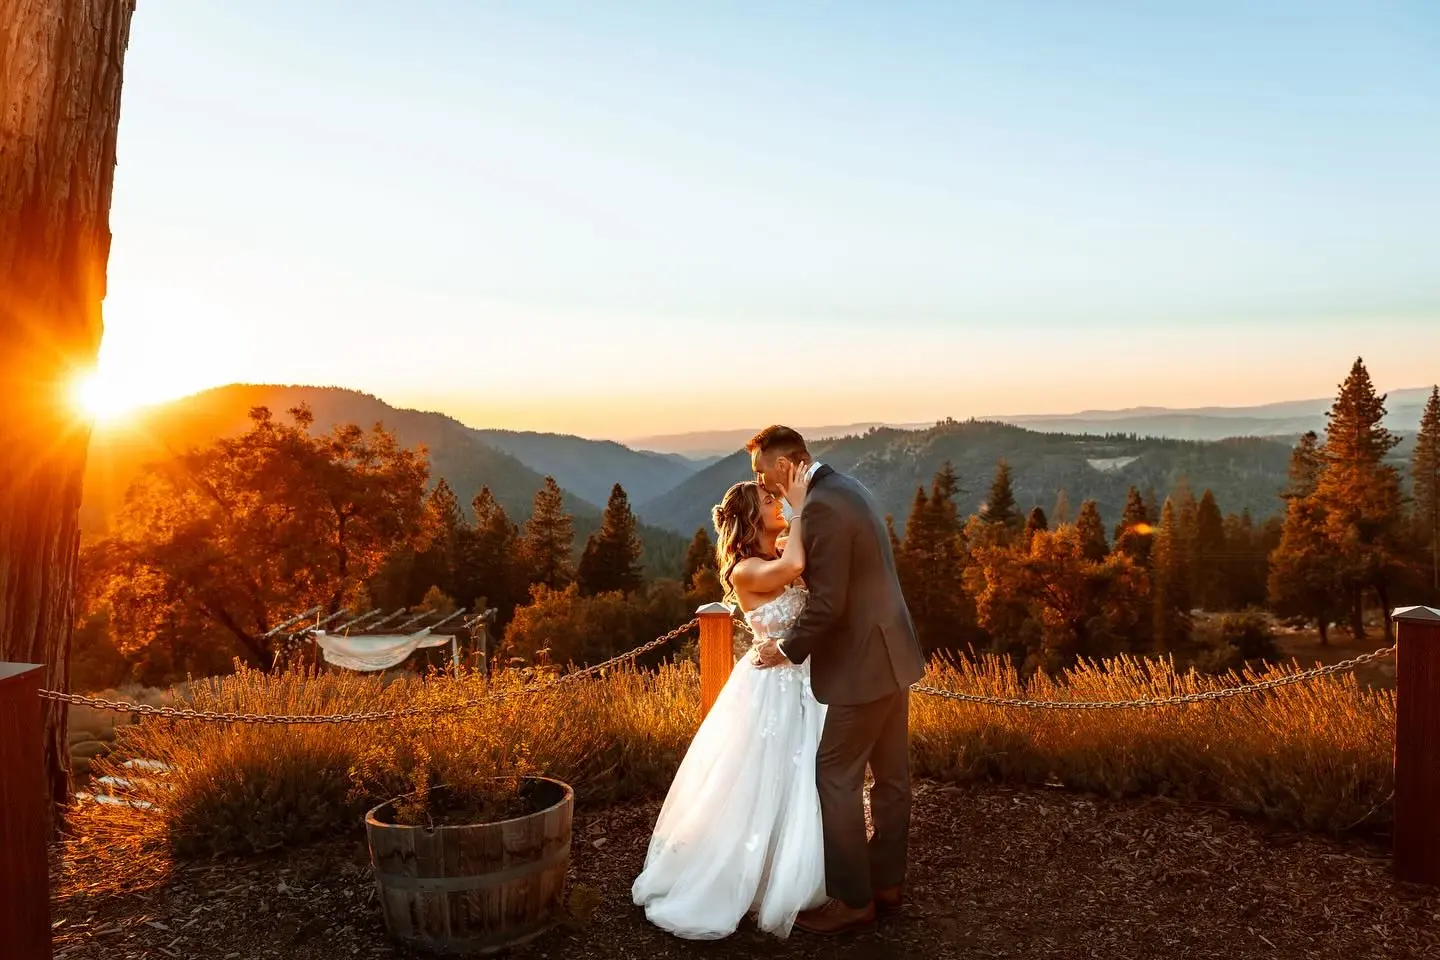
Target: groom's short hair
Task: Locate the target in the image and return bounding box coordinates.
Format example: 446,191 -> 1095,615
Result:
747,425 -> 809,462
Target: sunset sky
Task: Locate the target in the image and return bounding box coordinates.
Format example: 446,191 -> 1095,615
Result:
93,0 -> 1440,439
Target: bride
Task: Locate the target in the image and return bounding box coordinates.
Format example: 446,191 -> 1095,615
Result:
631,464 -> 826,939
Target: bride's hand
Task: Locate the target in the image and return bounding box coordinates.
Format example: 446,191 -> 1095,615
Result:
780,460 -> 807,511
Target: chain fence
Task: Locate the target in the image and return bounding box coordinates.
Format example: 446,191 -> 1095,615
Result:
38,613 -> 1397,723
38,618 -> 698,725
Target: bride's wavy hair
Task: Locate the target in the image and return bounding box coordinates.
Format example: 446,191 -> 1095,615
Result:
712,481 -> 769,604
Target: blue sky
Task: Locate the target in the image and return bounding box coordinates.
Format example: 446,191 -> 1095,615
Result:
95,1 -> 1440,437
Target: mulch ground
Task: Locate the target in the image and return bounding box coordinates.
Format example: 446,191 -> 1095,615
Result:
51,780 -> 1439,960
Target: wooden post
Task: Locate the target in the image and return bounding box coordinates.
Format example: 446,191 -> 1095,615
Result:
1393,605 -> 1440,886
0,663 -> 53,960
696,603 -> 735,720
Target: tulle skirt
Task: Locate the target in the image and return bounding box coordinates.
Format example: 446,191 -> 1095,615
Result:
631,654 -> 828,939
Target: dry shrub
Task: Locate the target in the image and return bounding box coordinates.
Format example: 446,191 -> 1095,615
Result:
911,651 -> 1394,832
82,647 -> 1394,859
88,661 -> 701,857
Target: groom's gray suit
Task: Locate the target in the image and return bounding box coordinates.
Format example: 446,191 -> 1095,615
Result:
777,463 -> 927,909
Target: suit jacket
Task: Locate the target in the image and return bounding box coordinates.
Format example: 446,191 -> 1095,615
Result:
778,464 -> 926,705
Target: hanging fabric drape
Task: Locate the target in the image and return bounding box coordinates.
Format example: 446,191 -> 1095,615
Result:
311,627 -> 450,671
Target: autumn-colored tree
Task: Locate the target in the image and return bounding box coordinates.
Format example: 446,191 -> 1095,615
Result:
1052,489 -> 1072,526
1268,494 -> 1345,644
1220,509 -> 1268,610
1313,359 -> 1406,639
1074,500 -> 1109,562
682,526 -> 717,590
93,406 -> 429,669
1285,431 -> 1323,500
1,0 -> 138,812
1412,386 -> 1440,595
577,483 -> 644,596
501,580 -> 690,668
520,476 -> 575,590
1150,498 -> 1191,653
1113,487 -> 1153,566
971,526 -> 1148,672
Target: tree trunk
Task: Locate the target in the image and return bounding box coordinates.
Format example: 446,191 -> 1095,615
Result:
1318,618 -> 1329,646
0,0 -> 137,824
1349,590 -> 1365,641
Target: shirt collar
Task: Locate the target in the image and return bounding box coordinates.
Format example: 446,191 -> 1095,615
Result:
803,460 -> 823,487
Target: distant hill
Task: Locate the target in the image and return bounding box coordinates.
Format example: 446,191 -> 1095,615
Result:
996,386 -> 1434,441
624,387 -> 1435,453
83,385 -> 689,577
469,429 -> 696,507
637,420 -> 1299,538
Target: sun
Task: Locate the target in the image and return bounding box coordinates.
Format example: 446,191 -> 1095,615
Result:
70,370 -> 139,423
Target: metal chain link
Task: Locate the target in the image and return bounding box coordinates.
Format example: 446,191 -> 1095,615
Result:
731,617 -> 1397,710
37,619 -> 699,725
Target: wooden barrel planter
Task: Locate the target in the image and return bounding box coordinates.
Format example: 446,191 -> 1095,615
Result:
365,777 -> 574,955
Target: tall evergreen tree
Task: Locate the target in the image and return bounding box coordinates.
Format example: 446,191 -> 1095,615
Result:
1142,486 -> 1160,525
1412,386 -> 1440,594
1193,490 -> 1227,610
578,483 -> 644,596
1113,487 -> 1153,566
1074,500 -> 1109,561
1151,498 -> 1191,653
984,459 -> 1022,533
462,487 -> 528,628
1052,488 -> 1072,526
1268,494 -> 1344,644
521,476 -> 575,591
1284,431 -> 1324,500
1313,358 -> 1406,639
408,479 -> 464,601
682,526 -> 717,589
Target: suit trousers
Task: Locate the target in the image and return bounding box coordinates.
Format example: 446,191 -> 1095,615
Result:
815,687 -> 910,908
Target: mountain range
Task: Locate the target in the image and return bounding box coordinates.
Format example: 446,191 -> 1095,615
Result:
624,386 -> 1435,455
83,384 -> 1433,569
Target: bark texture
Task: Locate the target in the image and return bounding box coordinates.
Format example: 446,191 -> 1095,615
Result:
0,0 -> 137,820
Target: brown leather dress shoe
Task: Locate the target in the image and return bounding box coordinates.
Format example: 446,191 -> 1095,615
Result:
874,884 -> 904,917
793,898 -> 877,936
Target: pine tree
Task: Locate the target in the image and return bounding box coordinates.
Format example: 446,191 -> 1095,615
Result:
1412,386 -> 1440,594
1284,431 -> 1323,500
1151,498 -> 1191,653
1313,358 -> 1406,639
898,466 -> 975,656
682,527 -> 716,590
984,459 -> 1022,533
1193,490 -> 1227,610
409,479 -> 464,601
1074,500 -> 1109,561
464,487 -> 528,628
1023,506 -> 1048,545
577,483 -> 644,596
521,476 -> 575,591
1268,494 -> 1344,644
1052,488 -> 1072,526
1113,487 -> 1153,566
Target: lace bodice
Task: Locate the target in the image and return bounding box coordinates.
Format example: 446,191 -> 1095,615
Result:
743,584 -> 808,645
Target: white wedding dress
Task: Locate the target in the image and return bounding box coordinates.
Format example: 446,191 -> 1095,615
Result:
631,583 -> 827,939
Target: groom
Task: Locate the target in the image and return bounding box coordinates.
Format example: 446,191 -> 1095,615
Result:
748,425 -> 927,936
